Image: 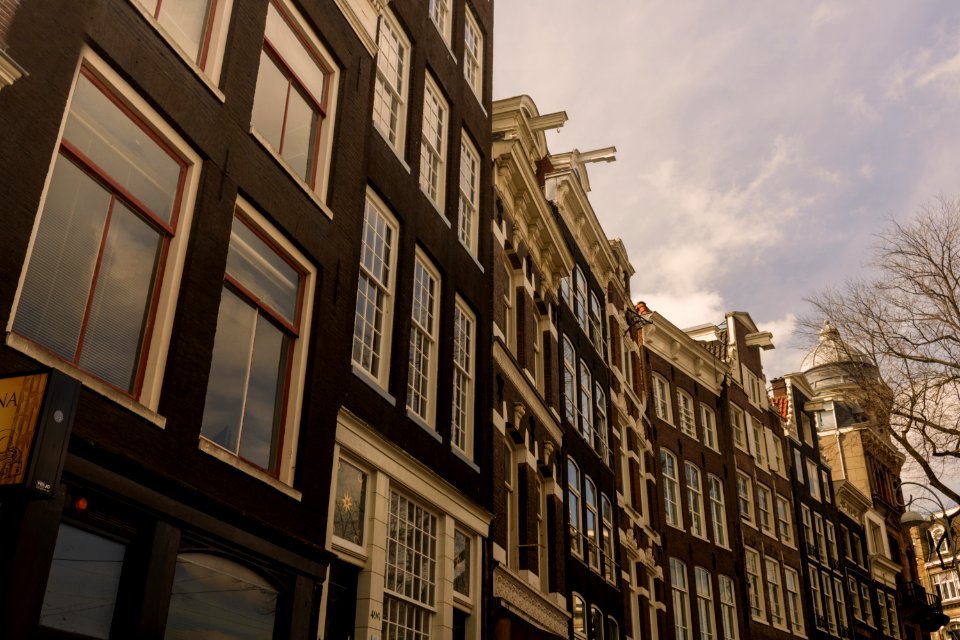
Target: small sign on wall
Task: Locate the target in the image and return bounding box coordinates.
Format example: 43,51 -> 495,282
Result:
0,370 -> 80,495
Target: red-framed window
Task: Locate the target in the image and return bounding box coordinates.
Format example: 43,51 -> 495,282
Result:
251,0 -> 333,189
200,210 -> 307,475
13,67 -> 188,396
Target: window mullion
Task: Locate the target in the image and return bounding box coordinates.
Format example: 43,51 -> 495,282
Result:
234,301 -> 261,454
73,194 -> 118,369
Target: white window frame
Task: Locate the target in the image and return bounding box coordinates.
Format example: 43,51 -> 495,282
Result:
695,566 -> 716,640
826,521 -> 838,564
756,484 -> 774,537
731,404 -> 747,451
563,336 -> 577,425
352,189 -> 399,389
372,7 -> 410,154
568,458 -> 583,559
653,374 -> 672,423
821,571 -> 836,634
129,0 -> 234,92
199,198 -> 316,489
585,477 -> 600,572
428,0 -> 451,44
802,505 -> 815,557
749,419 -> 767,467
719,574 -> 739,640
420,73 -> 448,212
744,547 -> 766,622
849,577 -> 863,621
250,0 -> 340,209
457,132 -> 480,256
670,558 -> 692,640
382,490 -> 438,639
463,8 -> 483,99
451,298 -> 475,458
329,451 -> 371,555
737,472 -> 755,526
814,514 -> 827,564
765,557 -> 786,630
810,563 -> 824,629
677,389 -> 696,438
708,474 -> 728,548
572,593 -> 587,639
578,359 -> 594,444
775,495 -> 794,546
701,404 -> 718,451
834,577 -> 848,631
861,584 -> 874,627
685,462 -> 706,539
662,450 -> 681,529
785,567 -> 805,635
8,49 -> 201,423
406,250 -> 441,427
595,382 -> 609,463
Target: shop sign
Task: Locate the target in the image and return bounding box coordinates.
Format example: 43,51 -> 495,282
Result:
0,370 -> 80,495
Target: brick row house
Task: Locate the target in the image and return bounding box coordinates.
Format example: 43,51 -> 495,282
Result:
641,308 -> 741,640
489,95 -> 573,639
607,241 -> 661,640
0,0 -> 494,638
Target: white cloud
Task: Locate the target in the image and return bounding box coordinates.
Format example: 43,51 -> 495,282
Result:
756,314 -> 803,378
633,289 -> 725,330
810,3 -> 851,30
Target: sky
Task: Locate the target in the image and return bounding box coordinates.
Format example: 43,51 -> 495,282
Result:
493,1 -> 960,379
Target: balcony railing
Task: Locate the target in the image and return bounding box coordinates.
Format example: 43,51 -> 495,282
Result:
899,581 -> 950,633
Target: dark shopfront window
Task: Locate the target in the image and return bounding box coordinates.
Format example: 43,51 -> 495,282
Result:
37,520 -> 285,639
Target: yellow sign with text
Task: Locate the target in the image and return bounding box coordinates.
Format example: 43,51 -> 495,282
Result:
0,373 -> 48,486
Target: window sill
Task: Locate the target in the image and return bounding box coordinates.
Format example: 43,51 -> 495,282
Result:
330,537 -> 368,566
406,408 -> 442,442
250,128 -> 335,220
199,438 -> 303,501
6,332 -> 166,429
452,445 -> 480,473
351,363 -> 396,405
129,2 -> 226,103
459,238 -> 485,272
374,125 -> 411,173
420,188 -> 450,227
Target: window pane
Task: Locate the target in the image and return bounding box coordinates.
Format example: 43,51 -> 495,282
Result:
201,290 -> 257,457
165,553 -> 276,640
333,459 -> 367,544
79,200 -> 162,390
40,524 -> 125,638
453,530 -> 470,596
14,158 -> 110,362
279,84 -> 318,182
227,220 -> 300,325
251,51 -> 287,151
237,314 -> 287,469
64,74 -> 181,222
155,0 -> 212,63
263,3 -> 327,106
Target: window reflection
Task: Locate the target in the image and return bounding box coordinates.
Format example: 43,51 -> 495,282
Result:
333,459 -> 367,545
165,553 -> 277,640
40,524 -> 126,639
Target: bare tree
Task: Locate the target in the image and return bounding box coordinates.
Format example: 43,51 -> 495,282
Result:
807,197 -> 960,506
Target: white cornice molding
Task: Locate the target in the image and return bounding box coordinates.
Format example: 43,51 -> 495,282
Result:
493,141 -> 574,294
0,49 -> 25,90
643,312 -> 725,392
333,0 -> 382,56
493,341 -> 564,445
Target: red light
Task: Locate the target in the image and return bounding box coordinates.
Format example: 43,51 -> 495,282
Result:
74,497 -> 88,512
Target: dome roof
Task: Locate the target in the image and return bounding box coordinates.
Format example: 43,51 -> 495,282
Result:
800,320 -> 873,372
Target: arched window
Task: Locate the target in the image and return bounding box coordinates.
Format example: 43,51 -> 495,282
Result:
661,450 -> 680,527
568,458 -> 582,558
585,477 -> 599,571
